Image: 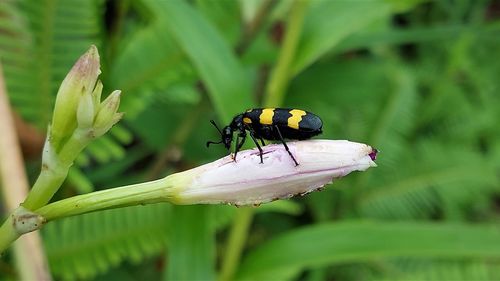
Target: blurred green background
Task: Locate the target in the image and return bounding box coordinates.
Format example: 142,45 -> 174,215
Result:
1,0 -> 500,280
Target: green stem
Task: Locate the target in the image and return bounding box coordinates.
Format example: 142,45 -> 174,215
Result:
22,129 -> 91,210
0,172 -> 183,253
0,217 -> 19,256
218,207 -> 254,281
264,0 -> 309,106
35,173 -> 186,221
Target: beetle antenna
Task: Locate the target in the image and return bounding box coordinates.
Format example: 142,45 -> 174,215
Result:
207,120 -> 225,148
210,120 -> 223,135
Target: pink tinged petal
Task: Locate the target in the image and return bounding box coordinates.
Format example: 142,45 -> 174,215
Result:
173,140 -> 377,206
51,45 -> 101,149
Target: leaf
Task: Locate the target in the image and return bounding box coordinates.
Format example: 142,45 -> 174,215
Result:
336,23 -> 500,53
292,0 -> 422,76
143,0 -> 253,122
364,259 -> 500,281
236,221 -> 500,280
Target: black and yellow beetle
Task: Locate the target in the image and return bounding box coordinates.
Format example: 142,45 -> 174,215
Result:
207,108 -> 323,166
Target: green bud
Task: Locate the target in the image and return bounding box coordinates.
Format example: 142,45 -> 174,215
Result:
51,45 -> 101,151
92,80 -> 103,109
93,90 -> 122,136
77,92 -> 95,129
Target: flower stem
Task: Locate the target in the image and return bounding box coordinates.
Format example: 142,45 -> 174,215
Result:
35,173 -> 187,221
264,0 -> 309,107
0,217 -> 19,255
218,207 -> 254,281
22,129 -> 91,210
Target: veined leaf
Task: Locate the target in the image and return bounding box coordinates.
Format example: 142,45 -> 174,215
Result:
237,221 -> 500,280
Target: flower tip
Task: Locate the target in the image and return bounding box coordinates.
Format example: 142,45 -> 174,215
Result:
87,44 -> 99,58
369,148 -> 378,161
112,90 -> 122,98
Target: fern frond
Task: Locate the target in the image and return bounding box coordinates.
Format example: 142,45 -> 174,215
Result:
43,204 -> 171,280
13,0 -> 103,127
0,1 -> 40,123
1,1 -> 134,193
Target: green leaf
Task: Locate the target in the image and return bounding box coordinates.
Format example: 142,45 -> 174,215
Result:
166,205 -> 215,281
375,260 -> 500,281
336,23 -> 500,53
143,0 -> 253,122
237,221 -> 500,280
292,0 -> 420,76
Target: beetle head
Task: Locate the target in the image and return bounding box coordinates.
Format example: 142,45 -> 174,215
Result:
207,120 -> 233,151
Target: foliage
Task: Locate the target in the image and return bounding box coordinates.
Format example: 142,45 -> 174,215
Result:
1,0 -> 500,280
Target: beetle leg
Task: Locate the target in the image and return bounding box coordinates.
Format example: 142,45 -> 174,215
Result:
259,137 -> 266,146
249,131 -> 264,164
231,135 -> 239,160
274,125 -> 299,166
233,132 -> 246,162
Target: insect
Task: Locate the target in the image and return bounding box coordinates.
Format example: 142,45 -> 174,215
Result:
206,108 -> 323,166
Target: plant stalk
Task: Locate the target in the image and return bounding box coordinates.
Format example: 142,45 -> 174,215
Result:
218,207 -> 254,281
264,0 -> 309,107
22,129 -> 92,210
35,174 -> 187,221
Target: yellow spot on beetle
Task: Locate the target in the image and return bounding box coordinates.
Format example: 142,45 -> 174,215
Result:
259,108 -> 275,125
287,109 -> 306,129
243,117 -> 252,124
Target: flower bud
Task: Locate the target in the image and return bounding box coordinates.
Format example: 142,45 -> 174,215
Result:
171,140 -> 378,206
92,80 -> 103,109
51,45 -> 100,150
76,92 -> 94,129
93,90 -> 122,136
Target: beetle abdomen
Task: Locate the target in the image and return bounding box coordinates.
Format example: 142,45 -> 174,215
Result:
243,108 -> 323,140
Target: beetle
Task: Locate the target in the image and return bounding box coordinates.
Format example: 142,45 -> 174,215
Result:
206,108 -> 323,166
